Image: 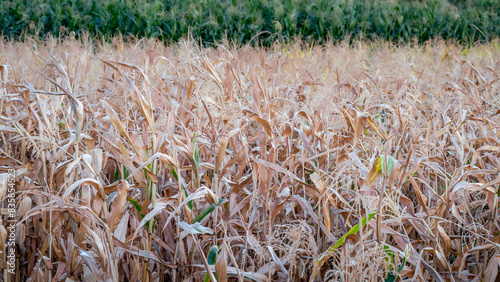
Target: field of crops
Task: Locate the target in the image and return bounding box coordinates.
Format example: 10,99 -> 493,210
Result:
1,36 -> 500,281
2,0 -> 500,46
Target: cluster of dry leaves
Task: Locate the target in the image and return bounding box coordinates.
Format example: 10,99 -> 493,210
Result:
1,36 -> 500,281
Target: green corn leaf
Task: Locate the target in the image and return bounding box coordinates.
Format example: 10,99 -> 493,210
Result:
194,144 -> 200,170
325,210 -> 377,253
171,167 -> 179,181
127,197 -> 158,231
193,199 -> 224,223
193,203 -> 216,223
398,246 -> 410,273
122,165 -> 130,179
386,273 -> 397,281
193,133 -> 199,170
127,197 -> 157,231
204,246 -> 219,282
127,196 -> 142,214
312,211 -> 378,280
377,155 -> 395,176
385,244 -> 410,282
384,244 -> 394,261
383,245 -> 394,272
207,246 -> 218,265
113,167 -> 120,182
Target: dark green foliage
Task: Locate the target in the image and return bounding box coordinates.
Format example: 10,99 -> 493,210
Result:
1,0 -> 498,45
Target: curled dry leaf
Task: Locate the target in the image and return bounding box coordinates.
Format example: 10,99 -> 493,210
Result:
107,180 -> 129,231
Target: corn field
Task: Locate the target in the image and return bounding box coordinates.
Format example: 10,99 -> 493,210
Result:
2,0 -> 500,46
1,36 -> 500,281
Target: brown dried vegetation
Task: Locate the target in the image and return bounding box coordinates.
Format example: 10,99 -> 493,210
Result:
1,36 -> 500,281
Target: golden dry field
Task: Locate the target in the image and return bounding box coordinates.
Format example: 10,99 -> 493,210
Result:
1,37 -> 500,281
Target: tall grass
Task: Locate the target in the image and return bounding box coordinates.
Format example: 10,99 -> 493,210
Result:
1,0 -> 499,46
0,36 -> 500,281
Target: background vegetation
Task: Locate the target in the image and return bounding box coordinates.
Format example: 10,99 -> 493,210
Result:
1,0 -> 500,45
